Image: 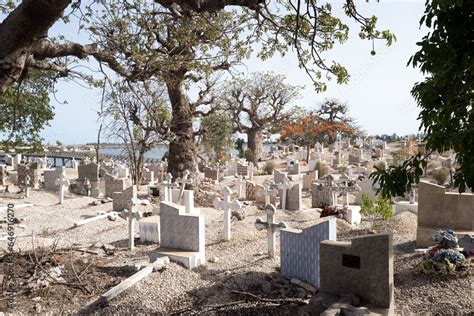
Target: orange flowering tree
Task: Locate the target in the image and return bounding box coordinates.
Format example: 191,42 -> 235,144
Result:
278,111 -> 354,161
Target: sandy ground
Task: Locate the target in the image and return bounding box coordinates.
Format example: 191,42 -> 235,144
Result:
0,176 -> 472,315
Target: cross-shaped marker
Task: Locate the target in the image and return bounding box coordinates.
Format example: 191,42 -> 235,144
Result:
159,173 -> 176,203
213,186 -> 242,241
277,175 -> 291,210
263,180 -> 277,206
55,174 -> 70,205
339,180 -> 361,206
176,170 -> 192,203
24,175 -> 31,198
255,204 -> 287,258
234,174 -> 245,200
123,200 -> 142,251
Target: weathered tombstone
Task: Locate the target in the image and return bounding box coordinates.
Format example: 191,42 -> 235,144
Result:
204,166 -> 219,181
150,201 -> 205,269
105,173 -> 131,198
285,183 -> 302,211
113,185 -> 137,212
55,174 -> 70,205
303,170 -> 318,190
280,219 -> 337,288
273,169 -> 288,184
254,204 -> 288,258
213,186 -> 242,241
417,181 -> 474,247
43,166 -> 66,191
246,180 -> 256,201
318,233 -> 394,312
139,216 -> 161,243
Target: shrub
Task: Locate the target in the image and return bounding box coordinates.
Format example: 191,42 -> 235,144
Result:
432,168 -> 448,185
316,162 -> 329,177
263,161 -> 275,175
244,149 -> 257,165
360,193 -> 393,220
360,193 -> 374,216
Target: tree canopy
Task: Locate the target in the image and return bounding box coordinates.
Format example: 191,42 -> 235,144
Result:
370,0 -> 473,196
0,71 -> 55,151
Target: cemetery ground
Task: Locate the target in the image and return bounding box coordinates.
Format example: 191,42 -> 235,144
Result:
0,178 -> 472,315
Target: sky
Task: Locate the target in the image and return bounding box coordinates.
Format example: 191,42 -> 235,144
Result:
40,0 -> 428,145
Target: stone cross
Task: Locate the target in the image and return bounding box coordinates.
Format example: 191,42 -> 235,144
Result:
234,174 -> 245,200
248,162 -> 254,181
24,175 -> 31,198
55,174 -> 70,205
213,186 -> 242,241
263,180 -> 277,206
277,175 -> 292,210
176,170 -> 192,203
339,181 -> 361,206
160,173 -> 175,202
255,204 -> 288,258
123,200 -> 141,251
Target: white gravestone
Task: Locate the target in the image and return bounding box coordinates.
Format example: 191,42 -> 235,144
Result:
213,186 -> 242,241
234,174 -> 245,200
255,204 -> 288,258
123,201 -> 141,251
277,175 -> 292,211
55,174 -> 70,205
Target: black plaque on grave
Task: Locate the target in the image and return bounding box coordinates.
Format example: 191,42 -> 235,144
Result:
342,254 -> 360,269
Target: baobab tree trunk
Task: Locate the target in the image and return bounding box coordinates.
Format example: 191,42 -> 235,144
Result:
247,128 -> 263,161
166,80 -> 198,182
0,0 -> 71,95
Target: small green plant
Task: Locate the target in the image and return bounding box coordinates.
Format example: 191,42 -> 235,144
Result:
263,161 -> 275,175
244,149 -> 257,165
360,193 -> 393,220
360,193 -> 374,216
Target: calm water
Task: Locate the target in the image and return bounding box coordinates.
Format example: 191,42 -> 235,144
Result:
99,143 -> 274,161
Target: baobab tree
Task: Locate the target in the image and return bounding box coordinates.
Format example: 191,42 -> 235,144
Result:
221,72 -> 301,160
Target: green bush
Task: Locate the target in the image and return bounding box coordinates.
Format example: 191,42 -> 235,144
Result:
263,161 -> 275,175
360,193 -> 393,220
316,162 -> 329,177
244,149 -> 257,165
360,193 -> 374,216
432,168 -> 448,185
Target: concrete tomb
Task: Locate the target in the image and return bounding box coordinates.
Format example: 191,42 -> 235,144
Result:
150,201 -> 205,269
318,233 -> 394,312
417,181 -> 474,247
280,219 -> 336,288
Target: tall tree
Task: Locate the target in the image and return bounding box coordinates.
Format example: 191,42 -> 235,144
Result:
221,72 -> 301,160
0,70 -> 55,151
316,98 -> 355,143
88,1 -> 250,181
102,80 -> 171,185
0,1 -> 394,95
371,0 -> 474,196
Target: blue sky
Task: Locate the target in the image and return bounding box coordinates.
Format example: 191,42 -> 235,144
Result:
40,0 -> 427,145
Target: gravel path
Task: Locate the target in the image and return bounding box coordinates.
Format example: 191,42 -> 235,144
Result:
1,184 -> 472,315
